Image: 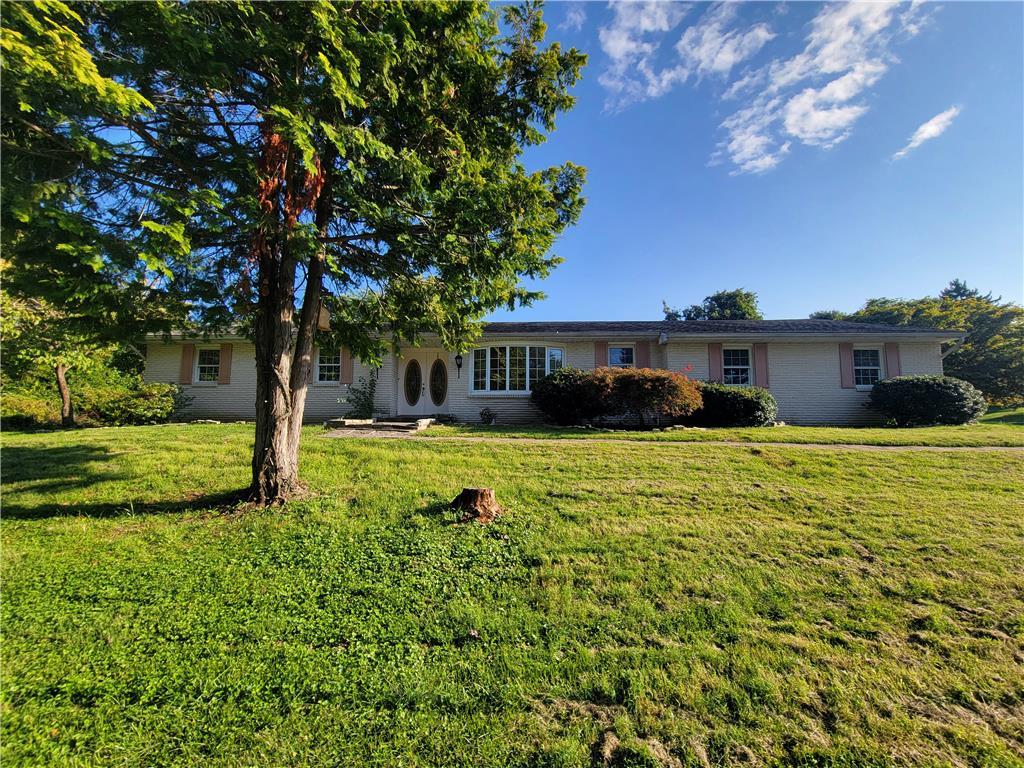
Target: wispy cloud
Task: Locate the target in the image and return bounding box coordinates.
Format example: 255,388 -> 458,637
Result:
598,1 -> 934,174
559,4 -> 587,33
891,105 -> 961,160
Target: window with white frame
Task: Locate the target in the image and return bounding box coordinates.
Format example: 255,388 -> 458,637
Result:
471,345 -> 565,393
196,348 -> 220,382
853,348 -> 882,387
723,348 -> 751,385
608,345 -> 634,368
317,348 -> 341,382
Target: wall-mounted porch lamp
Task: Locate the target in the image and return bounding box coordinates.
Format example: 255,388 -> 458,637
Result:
454,353 -> 463,378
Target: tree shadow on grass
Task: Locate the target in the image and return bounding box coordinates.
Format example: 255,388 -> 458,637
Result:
1,443 -> 247,521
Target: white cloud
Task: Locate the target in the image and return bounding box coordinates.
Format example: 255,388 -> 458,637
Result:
891,105 -> 961,160
560,4 -> 587,33
599,2 -> 770,110
675,4 -> 774,79
597,1 -> 936,174
715,1 -> 930,173
598,2 -> 691,108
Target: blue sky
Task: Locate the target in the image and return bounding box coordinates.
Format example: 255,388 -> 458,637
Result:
488,1 -> 1023,321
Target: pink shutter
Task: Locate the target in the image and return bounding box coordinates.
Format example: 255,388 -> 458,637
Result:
753,343 -> 769,388
179,343 -> 194,385
218,343 -> 233,385
340,347 -> 354,384
635,340 -> 651,369
594,341 -> 608,368
707,343 -> 723,383
839,343 -> 855,388
884,342 -> 901,379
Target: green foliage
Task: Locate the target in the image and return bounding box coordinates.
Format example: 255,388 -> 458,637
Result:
869,376 -> 987,426
591,367 -> 703,425
530,367 -> 702,426
1,361 -> 187,428
89,383 -> 185,426
841,281 -> 1024,403
689,383 -> 778,427
809,309 -> 847,320
530,367 -> 605,425
340,374 -> 377,419
665,289 -> 763,321
2,425 -> 1023,764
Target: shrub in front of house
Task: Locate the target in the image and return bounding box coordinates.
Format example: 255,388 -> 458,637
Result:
531,367 -> 702,426
530,367 -> 605,425
688,382 -> 778,427
868,375 -> 986,426
593,367 -> 703,426
89,383 -> 188,425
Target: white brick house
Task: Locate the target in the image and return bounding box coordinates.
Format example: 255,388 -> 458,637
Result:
144,320 -> 960,425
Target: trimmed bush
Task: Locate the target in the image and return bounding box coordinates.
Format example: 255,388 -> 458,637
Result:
689,382 -> 778,427
531,367 -> 702,426
592,367 -> 702,425
90,383 -> 187,425
869,375 -> 986,426
530,368 -> 605,425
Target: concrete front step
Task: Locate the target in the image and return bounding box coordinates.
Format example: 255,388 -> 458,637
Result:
325,417 -> 434,432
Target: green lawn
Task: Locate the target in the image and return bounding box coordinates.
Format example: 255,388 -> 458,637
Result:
980,405 -> 1024,426
421,421 -> 1024,447
2,424 -> 1023,767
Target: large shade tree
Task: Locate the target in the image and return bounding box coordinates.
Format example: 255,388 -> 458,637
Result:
2,0 -> 586,502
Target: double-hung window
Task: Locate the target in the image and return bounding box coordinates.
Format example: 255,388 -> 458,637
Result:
608,345 -> 634,368
196,348 -> 220,382
853,348 -> 882,388
471,345 -> 564,393
317,349 -> 341,382
723,348 -> 751,385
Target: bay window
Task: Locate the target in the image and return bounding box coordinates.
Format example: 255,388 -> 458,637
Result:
471,345 -> 565,393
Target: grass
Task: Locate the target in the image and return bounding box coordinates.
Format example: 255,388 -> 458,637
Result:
2,424 -> 1023,767
420,421 -> 1024,447
979,405 -> 1024,426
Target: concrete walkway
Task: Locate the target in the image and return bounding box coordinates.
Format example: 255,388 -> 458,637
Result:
322,430 -> 1023,452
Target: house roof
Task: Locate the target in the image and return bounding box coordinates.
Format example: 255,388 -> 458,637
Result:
480,319 -> 962,340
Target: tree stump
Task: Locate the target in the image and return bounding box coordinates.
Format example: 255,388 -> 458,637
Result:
451,487 -> 502,524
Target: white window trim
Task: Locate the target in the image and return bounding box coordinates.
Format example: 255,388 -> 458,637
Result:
722,345 -> 753,387
314,347 -> 343,386
193,345 -> 220,386
607,342 -> 636,369
469,344 -> 565,396
853,344 -> 885,391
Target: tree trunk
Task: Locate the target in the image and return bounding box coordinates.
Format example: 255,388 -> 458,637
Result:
55,363 -> 74,427
248,138 -> 331,505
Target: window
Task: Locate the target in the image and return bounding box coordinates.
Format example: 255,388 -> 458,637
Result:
853,348 -> 882,387
723,348 -> 751,385
317,349 -> 341,382
471,346 -> 565,393
608,345 -> 634,368
196,348 -> 220,382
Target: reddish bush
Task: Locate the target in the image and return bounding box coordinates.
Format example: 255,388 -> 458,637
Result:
532,367 -> 702,426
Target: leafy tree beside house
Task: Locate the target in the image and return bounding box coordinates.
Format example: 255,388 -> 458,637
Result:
2,1 -> 586,503
663,289 -> 763,321
810,281 -> 1023,403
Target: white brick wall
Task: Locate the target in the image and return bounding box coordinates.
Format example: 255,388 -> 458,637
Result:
148,338 -> 946,425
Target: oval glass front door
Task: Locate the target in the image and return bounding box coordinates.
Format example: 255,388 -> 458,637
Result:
404,360 -> 422,407
429,359 -> 447,406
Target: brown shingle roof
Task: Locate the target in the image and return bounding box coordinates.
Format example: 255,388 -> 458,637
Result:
481,319 -> 961,338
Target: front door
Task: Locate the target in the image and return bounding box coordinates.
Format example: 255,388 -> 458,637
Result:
400,349 -> 448,416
